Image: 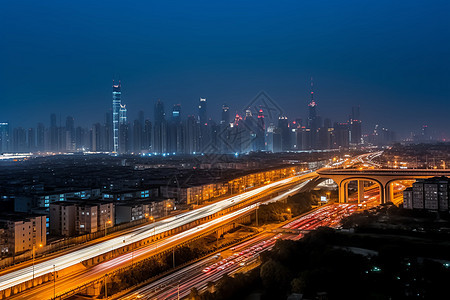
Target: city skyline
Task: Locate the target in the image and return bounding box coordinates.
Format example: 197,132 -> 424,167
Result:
2,1 -> 449,138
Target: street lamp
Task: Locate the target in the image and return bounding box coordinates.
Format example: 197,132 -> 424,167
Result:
32,243 -> 43,281
287,208 -> 292,219
105,220 -> 112,237
166,203 -> 171,216
53,264 -> 56,299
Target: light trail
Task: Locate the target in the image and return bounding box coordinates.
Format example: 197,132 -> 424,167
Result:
0,172 -> 313,292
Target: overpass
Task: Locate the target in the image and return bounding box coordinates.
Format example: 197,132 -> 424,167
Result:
317,169 -> 450,204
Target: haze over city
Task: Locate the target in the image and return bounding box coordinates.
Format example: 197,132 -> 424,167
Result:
2,0 -> 449,138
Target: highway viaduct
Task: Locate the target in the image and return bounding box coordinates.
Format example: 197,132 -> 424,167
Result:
316,169 -> 450,204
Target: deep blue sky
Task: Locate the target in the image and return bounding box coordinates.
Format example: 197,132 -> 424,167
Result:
1,0 -> 449,138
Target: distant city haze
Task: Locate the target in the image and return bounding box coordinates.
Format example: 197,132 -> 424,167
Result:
1,0 -> 449,138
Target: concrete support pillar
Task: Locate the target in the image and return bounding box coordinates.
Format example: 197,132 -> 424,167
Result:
339,181 -> 348,203
358,180 -> 365,203
383,183 -> 393,204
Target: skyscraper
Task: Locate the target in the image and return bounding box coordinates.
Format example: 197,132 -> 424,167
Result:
307,79 -> 319,149
221,104 -> 230,124
153,100 -> 167,154
172,104 -> 181,122
50,113 -> 58,151
36,123 -> 45,151
112,81 -> 121,153
198,98 -> 207,125
119,104 -> 128,153
349,106 -> 362,145
0,122 -> 10,153
66,116 -> 75,151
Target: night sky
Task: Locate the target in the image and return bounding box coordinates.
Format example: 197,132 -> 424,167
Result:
1,0 -> 449,138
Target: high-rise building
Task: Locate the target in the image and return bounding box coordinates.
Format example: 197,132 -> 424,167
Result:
184,115 -> 199,154
198,98 -> 207,125
119,104 -> 128,153
278,116 -> 290,151
221,104 -> 230,124
168,104 -> 182,154
255,109 -> 265,151
50,113 -> 58,151
104,112 -> 112,151
0,122 -> 10,153
307,79 -> 319,149
403,177 -> 450,212
133,119 -> 143,152
153,100 -> 167,154
27,128 -> 35,151
112,81 -> 121,153
349,106 -> 362,145
12,127 -> 27,152
143,120 -> 152,152
36,123 -> 45,151
172,104 -> 181,122
66,116 -> 75,151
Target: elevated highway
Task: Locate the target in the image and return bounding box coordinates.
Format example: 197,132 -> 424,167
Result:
317,169 -> 450,203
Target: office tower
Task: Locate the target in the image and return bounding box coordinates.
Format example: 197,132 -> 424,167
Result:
198,98 -> 207,125
36,123 -> 45,151
168,104 -> 182,154
153,100 -> 167,154
12,127 -> 27,152
91,123 -> 101,151
172,104 -> 181,122
50,113 -> 58,151
112,81 -> 121,153
133,119 -> 143,152
278,116 -> 290,151
421,125 -> 430,141
254,109 -> 265,151
104,112 -> 112,151
307,95 -> 317,128
184,115 -> 199,154
197,98 -> 209,151
324,118 -> 332,129
27,128 -> 36,151
65,116 -> 75,151
349,106 -> 362,145
154,99 -> 166,124
221,104 -> 230,124
75,126 -> 89,150
119,104 -> 128,153
0,122 -> 10,153
138,110 -> 145,126
143,120 -> 152,152
333,122 -> 350,148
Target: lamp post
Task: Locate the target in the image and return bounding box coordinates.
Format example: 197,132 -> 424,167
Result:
287,208 -> 292,219
166,203 -> 171,216
104,273 -> 108,299
104,220 -> 112,237
32,243 -> 43,281
53,264 -> 56,299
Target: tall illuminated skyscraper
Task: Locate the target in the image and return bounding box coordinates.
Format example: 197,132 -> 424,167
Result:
0,122 -> 10,153
112,80 -> 121,152
221,104 -> 230,124
198,98 -> 207,125
119,104 -> 128,153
